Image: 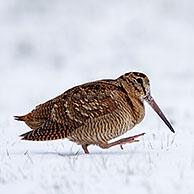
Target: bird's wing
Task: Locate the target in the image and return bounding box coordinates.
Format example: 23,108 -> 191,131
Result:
30,93 -> 63,121
49,81 -> 124,132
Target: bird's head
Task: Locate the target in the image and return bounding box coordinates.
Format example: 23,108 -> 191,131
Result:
120,72 -> 150,100
118,72 -> 175,133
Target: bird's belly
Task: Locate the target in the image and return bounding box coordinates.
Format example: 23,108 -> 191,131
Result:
67,105 -> 143,145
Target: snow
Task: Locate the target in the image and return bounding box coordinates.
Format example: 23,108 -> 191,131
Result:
0,0 -> 194,194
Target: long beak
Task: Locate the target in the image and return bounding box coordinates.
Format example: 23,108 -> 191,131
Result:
144,94 -> 175,133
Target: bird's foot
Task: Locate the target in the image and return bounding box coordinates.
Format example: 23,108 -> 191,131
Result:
99,133 -> 145,150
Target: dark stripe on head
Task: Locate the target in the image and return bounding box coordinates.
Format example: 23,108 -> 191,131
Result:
136,78 -> 146,94
140,82 -> 146,94
133,72 -> 146,78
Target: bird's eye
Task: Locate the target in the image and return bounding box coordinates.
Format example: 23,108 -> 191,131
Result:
136,78 -> 143,84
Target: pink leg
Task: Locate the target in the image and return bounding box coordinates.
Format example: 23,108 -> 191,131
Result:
82,144 -> 89,154
99,133 -> 145,149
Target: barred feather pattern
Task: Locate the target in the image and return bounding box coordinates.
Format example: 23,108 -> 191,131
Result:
21,120 -> 67,141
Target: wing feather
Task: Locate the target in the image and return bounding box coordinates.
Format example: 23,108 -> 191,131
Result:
49,81 -> 123,132
19,80 -> 126,140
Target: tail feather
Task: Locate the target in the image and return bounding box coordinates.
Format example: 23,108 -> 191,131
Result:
14,115 -> 26,121
20,131 -> 33,137
20,120 -> 67,141
14,113 -> 44,130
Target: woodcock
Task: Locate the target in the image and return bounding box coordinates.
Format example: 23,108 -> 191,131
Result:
15,72 -> 175,154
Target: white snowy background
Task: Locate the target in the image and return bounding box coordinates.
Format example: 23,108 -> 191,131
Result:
0,0 -> 194,194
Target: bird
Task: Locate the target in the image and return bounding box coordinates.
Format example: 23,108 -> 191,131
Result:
14,72 -> 175,154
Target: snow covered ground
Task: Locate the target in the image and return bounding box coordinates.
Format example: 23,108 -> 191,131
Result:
0,0 -> 194,194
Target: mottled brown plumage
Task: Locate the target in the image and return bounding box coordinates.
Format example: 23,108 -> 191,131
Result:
15,72 -> 174,153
